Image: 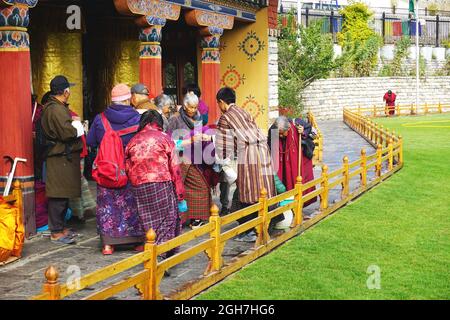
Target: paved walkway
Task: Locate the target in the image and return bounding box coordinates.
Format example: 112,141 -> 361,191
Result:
0,120 -> 375,300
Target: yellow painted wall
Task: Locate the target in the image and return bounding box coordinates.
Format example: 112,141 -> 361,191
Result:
220,9 -> 269,130
33,33 -> 83,118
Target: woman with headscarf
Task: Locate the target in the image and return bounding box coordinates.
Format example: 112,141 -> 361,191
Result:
167,92 -> 219,229
125,110 -> 186,257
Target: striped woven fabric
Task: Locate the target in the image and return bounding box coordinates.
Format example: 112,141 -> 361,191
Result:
180,164 -> 212,222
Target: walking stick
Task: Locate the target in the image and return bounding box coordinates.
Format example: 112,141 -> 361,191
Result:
298,127 -> 302,180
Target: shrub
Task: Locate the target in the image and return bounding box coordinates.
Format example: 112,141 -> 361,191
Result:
336,1 -> 381,77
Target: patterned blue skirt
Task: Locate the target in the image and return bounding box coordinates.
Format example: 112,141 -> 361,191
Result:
96,184 -> 145,245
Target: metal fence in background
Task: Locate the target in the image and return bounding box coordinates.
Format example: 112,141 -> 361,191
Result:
279,8 -> 450,46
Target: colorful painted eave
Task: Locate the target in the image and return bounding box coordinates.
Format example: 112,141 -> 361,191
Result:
166,0 -> 258,22
1,0 -> 38,7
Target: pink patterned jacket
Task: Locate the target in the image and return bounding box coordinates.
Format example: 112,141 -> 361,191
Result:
125,124 -> 185,201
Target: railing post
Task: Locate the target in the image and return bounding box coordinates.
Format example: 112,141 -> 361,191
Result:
143,229 -> 158,300
436,15 -> 440,47
373,105 -> 377,117
305,8 -> 309,27
209,204 -> 223,272
330,10 -> 334,35
371,122 -> 375,143
438,102 -> 442,113
380,125 -> 384,146
376,144 -> 382,178
318,136 -> 322,161
410,103 -> 414,115
385,128 -> 390,148
42,266 -> 61,300
396,104 -> 400,115
320,165 -> 329,211
424,103 -> 428,114
12,180 -> 23,217
388,138 -> 394,171
360,149 -> 367,187
293,176 -> 304,227
341,156 -> 349,199
375,123 -> 380,145
256,188 -> 269,246
398,135 -> 404,165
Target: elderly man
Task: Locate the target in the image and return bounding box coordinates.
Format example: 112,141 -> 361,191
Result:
215,87 -> 276,242
131,83 -> 156,114
40,75 -> 84,244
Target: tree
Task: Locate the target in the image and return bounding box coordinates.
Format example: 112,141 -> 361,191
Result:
278,14 -> 335,116
336,1 -> 382,77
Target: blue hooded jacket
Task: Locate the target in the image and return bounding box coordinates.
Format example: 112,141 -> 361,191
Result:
86,104 -> 141,148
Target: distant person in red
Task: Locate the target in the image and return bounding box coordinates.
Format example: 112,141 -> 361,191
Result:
383,90 -> 397,116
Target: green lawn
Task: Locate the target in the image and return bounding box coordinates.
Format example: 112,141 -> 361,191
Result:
198,113 -> 450,300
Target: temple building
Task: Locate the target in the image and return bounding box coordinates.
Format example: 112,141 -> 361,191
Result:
0,0 -> 280,236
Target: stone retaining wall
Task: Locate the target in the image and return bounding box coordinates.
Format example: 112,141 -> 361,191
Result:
302,76 -> 450,120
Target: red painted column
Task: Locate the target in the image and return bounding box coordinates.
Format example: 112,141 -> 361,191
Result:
0,3 -> 36,237
200,31 -> 222,124
139,22 -> 165,97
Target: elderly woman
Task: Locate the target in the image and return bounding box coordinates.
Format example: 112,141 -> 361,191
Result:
87,84 -> 145,255
126,110 -> 186,257
154,94 -> 172,131
167,92 -> 219,228
268,116 -> 317,208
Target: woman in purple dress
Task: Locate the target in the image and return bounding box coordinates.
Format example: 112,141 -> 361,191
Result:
87,84 -> 145,255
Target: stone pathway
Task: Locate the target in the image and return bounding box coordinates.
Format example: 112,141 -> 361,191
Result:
0,120 -> 375,300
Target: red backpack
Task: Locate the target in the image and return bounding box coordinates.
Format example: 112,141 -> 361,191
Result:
92,113 -> 138,189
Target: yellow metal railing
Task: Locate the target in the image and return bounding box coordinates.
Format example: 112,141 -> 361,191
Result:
349,103 -> 450,118
32,110 -> 403,301
307,111 -> 323,164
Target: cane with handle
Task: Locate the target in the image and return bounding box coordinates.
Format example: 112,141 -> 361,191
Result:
3,157 -> 27,196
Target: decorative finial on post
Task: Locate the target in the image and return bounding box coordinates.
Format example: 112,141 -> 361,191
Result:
146,229 -> 156,244
260,187 -> 267,198
13,180 -> 21,190
210,204 -> 219,217
361,149 -> 366,156
45,266 -> 59,284
296,176 -> 303,184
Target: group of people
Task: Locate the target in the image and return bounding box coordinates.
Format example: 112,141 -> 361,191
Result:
36,75 -> 318,260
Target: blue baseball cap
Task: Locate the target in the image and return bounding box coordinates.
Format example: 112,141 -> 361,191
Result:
50,75 -> 75,94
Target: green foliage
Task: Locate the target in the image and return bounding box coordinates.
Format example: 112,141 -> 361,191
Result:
335,2 -> 381,77
441,40 -> 450,49
409,54 -> 427,78
379,36 -> 411,76
434,55 -> 450,76
278,15 -> 335,115
427,3 -> 439,16
337,1 -> 375,46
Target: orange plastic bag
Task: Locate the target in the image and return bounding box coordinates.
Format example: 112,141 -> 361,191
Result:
0,200 -> 24,262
